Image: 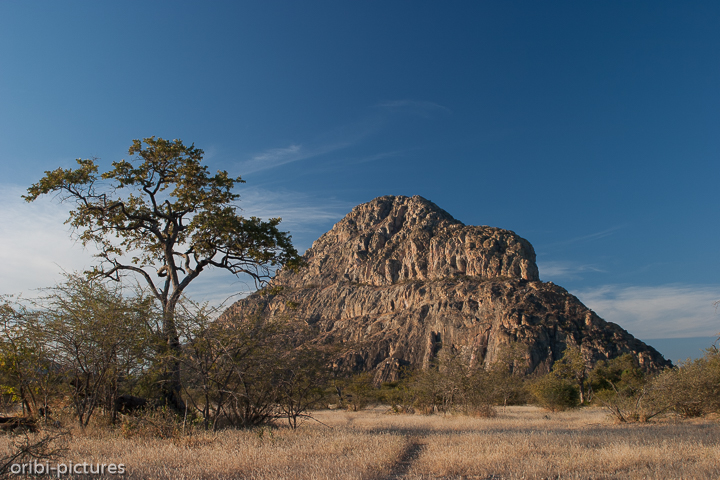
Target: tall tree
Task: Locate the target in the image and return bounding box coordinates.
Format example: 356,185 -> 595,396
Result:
24,137 -> 300,410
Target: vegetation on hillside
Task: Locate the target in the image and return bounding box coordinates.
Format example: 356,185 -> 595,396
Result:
2,276 -> 719,432
1,274 -> 719,477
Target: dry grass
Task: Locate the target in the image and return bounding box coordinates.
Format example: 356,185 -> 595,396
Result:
1,406 -> 719,479
1,425 -> 405,479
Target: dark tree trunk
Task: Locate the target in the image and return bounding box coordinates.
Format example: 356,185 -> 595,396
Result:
159,300 -> 186,413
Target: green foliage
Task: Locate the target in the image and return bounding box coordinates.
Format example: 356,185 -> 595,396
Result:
375,377 -> 415,412
650,347 -> 720,418
331,373 -> 376,412
530,375 -> 579,412
530,346 -> 592,411
484,343 -> 530,407
387,350 -> 524,416
549,345 -> 588,404
39,275 -> 154,427
24,137 -> 299,294
405,362 -> 449,414
588,354 -> 665,422
371,345 -> 528,416
589,354 -> 646,396
0,300 -> 59,416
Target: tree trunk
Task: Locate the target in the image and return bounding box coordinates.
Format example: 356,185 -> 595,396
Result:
160,300 -> 186,413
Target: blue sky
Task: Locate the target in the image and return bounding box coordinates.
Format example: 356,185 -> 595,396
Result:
1,1 -> 719,361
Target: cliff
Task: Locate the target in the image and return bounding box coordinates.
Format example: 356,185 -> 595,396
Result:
222,195 -> 669,383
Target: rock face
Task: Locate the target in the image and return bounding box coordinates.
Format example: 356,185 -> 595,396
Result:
281,195 -> 539,288
223,195 -> 669,383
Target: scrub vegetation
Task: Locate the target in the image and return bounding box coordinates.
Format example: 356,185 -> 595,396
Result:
1,278 -> 720,479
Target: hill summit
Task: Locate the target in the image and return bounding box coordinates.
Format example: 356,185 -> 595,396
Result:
223,195 -> 669,382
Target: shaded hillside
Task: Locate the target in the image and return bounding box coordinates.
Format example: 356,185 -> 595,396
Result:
222,195 -> 669,383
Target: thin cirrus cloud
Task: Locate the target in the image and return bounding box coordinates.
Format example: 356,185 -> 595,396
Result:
238,100 -> 448,174
375,100 -> 452,116
574,284 -> 720,339
237,186 -> 350,236
541,225 -> 626,249
532,258 -> 718,341
537,260 -> 605,281
238,143 -> 349,175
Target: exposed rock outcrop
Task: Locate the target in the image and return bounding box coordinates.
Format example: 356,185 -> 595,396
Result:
281,195 -> 539,288
222,195 -> 669,383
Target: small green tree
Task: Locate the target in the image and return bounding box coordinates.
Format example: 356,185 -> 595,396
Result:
24,137 -> 300,411
550,345 -> 588,404
404,350 -> 498,416
376,376 -> 415,413
530,346 -> 587,411
332,372 -> 376,412
408,357 -> 453,414
484,343 -> 529,408
530,374 -> 579,412
589,354 -> 665,422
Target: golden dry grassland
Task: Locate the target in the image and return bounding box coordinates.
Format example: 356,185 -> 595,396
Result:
2,406 -> 719,479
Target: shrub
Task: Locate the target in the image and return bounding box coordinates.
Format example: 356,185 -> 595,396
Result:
389,350 -> 517,415
530,375 -> 579,411
588,354 -> 666,422
331,373 -> 376,412
119,408 -> 186,439
649,346 -> 720,418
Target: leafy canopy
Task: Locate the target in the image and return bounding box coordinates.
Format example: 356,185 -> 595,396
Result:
24,137 -> 299,303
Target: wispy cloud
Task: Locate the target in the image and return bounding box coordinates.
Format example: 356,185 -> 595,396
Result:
349,150 -> 405,165
538,260 -> 605,281
238,142 -> 351,175
542,225 -> 626,249
238,99 -> 447,174
312,150 -> 409,174
574,284 -> 720,339
375,100 -> 451,116
237,187 -> 350,236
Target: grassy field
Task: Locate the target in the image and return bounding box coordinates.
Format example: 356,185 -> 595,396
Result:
2,406 -> 719,479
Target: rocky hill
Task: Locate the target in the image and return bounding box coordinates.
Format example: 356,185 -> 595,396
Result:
222,195 -> 669,383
